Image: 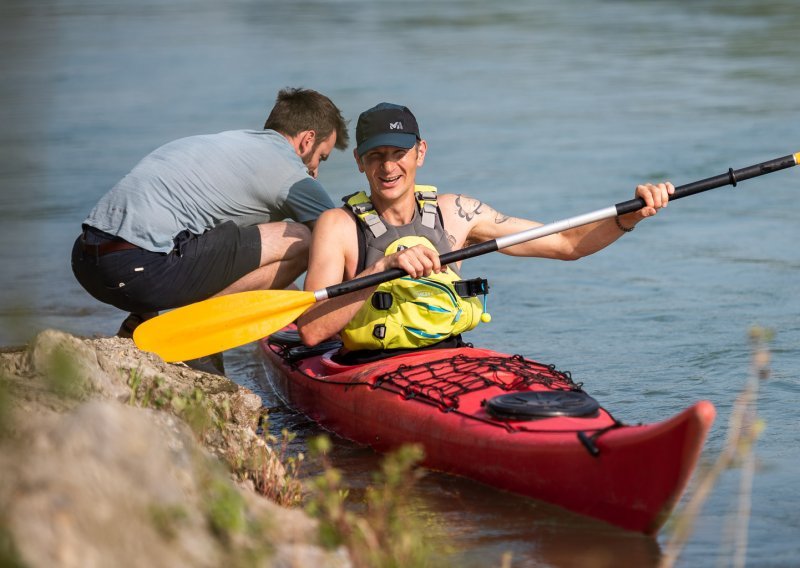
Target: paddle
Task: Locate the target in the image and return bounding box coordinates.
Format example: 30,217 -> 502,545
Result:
134,152 -> 799,362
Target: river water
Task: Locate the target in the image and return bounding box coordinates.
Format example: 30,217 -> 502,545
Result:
2,0 -> 799,565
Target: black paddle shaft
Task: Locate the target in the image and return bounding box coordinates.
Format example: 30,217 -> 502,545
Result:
324,153 -> 797,300
325,241 -> 499,299
614,153 -> 797,215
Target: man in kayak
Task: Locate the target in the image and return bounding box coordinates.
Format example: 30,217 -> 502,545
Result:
72,87 -> 349,340
296,102 -> 673,357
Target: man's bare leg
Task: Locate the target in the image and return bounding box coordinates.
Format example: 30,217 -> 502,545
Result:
214,222 -> 311,296
182,222 -> 311,374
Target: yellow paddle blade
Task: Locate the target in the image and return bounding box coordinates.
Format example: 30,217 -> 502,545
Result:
133,290 -> 316,362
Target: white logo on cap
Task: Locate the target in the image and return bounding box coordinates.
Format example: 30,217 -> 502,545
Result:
389,121 -> 403,130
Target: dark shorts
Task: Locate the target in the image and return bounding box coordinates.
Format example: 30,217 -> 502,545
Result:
71,221 -> 261,313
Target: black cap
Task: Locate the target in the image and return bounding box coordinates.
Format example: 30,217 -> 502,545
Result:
355,102 -> 420,157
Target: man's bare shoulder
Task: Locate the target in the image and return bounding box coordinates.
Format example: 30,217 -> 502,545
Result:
308,204 -> 360,281
315,206 -> 361,256
317,206 -> 355,231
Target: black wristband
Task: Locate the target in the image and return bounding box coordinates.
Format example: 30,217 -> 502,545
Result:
615,216 -> 635,233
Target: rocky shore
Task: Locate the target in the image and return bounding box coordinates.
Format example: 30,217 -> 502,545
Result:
0,329 -> 350,567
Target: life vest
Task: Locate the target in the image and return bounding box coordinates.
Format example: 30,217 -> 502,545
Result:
340,186 -> 489,351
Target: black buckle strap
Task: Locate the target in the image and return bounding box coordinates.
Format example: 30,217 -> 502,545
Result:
453,277 -> 489,298
342,191 -> 376,215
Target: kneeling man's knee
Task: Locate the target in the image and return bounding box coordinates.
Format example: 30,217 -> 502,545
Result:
287,222 -> 311,247
256,222 -> 312,272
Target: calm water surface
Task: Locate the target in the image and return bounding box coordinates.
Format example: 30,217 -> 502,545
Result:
2,1 -> 799,565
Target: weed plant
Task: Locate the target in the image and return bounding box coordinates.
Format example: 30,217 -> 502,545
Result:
305,435 -> 448,568
659,327 -> 772,568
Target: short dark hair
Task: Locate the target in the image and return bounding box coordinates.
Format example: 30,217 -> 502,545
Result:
264,88 -> 349,150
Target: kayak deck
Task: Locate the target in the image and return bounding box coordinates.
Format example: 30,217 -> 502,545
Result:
259,332 -> 715,534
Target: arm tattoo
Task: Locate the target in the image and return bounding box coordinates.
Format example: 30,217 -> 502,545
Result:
455,194 -> 484,221
495,212 -> 510,224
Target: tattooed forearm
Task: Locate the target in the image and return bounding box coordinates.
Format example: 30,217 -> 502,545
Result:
455,194 -> 484,221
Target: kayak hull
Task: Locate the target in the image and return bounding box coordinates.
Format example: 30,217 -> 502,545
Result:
259,334 -> 714,534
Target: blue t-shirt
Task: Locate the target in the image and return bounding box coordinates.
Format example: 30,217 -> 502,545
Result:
85,129 -> 335,253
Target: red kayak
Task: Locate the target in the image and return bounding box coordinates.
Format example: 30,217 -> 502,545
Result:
259,329 -> 715,534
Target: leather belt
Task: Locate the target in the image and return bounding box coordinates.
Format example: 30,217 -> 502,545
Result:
81,237 -> 140,257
